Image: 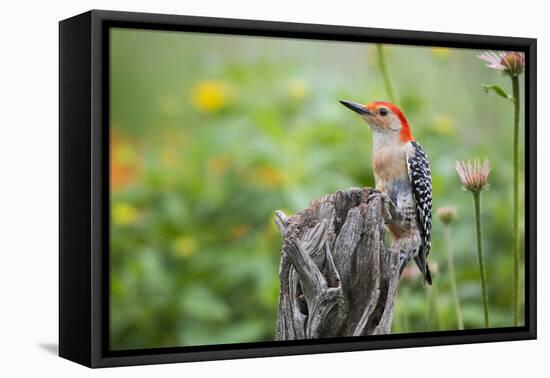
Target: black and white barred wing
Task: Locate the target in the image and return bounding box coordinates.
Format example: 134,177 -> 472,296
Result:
406,140 -> 433,263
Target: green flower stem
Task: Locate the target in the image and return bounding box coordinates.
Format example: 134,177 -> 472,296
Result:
473,191 -> 490,327
376,44 -> 397,104
443,224 -> 464,330
426,284 -> 440,330
511,74 -> 521,326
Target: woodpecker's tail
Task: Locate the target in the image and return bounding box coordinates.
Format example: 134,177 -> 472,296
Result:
398,248 -> 432,285
424,262 -> 433,285
414,255 -> 432,285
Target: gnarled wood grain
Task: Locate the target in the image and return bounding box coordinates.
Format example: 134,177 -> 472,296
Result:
275,187 -> 401,340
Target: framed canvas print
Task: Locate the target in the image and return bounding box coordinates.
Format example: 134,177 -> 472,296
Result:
59,10 -> 537,368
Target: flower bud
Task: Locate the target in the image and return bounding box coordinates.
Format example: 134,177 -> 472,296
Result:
500,52 -> 525,76
455,159 -> 491,193
437,206 -> 457,225
478,51 -> 525,77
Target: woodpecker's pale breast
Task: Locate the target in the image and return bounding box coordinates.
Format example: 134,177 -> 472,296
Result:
372,139 -> 419,240
371,134 -> 410,194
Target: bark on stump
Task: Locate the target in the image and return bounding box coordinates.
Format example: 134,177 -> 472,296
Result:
274,187 -> 401,340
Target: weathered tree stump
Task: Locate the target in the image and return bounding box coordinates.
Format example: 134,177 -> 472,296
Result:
274,187 -> 401,340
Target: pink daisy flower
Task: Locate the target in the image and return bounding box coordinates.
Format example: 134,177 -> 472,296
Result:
478,51 -> 525,76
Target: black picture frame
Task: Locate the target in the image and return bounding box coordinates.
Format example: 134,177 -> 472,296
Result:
59,9 -> 537,368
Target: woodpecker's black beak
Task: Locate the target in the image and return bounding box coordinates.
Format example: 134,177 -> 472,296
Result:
339,100 -> 371,116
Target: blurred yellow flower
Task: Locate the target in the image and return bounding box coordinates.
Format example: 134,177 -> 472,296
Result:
433,113 -> 455,136
432,47 -> 451,59
230,224 -> 251,240
207,154 -> 232,176
255,165 -> 285,188
115,143 -> 138,166
190,80 -> 230,113
112,202 -> 139,226
173,236 -> 197,258
287,79 -> 310,100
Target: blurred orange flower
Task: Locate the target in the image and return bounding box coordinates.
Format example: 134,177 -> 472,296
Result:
110,131 -> 141,192
230,224 -> 251,240
207,154 -> 232,176
255,165 -> 285,188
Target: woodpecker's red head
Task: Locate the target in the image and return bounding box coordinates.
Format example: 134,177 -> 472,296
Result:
340,100 -> 414,143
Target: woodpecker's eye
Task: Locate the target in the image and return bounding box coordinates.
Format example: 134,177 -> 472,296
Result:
379,108 -> 389,116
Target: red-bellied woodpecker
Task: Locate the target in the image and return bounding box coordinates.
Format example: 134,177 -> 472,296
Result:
340,100 -> 433,284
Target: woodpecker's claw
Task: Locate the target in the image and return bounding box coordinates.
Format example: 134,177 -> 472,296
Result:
367,191 -> 394,224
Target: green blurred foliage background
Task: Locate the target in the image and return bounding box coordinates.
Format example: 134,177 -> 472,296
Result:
109,28 -> 525,350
